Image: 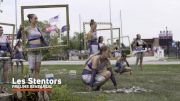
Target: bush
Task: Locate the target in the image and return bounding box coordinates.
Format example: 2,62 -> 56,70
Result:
122,49 -> 131,55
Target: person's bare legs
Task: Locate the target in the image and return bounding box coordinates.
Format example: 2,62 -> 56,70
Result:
3,61 -> 9,83
139,53 -> 144,70
20,61 -> 24,74
94,71 -> 111,91
136,56 -> 140,70
11,61 -> 13,71
16,61 -> 19,73
0,61 -> 9,93
28,53 -> 35,77
28,62 -> 35,78
35,62 -> 41,79
136,53 -> 140,66
0,61 -> 3,92
35,60 -> 44,100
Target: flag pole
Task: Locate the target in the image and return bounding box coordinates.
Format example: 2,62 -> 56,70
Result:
0,0 -> 3,13
120,10 -> 123,43
109,0 -> 113,47
15,0 -> 18,33
79,14 -> 82,33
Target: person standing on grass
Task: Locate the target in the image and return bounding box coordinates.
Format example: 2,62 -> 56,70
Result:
86,19 -> 99,55
22,14 -> 48,79
21,14 -> 49,101
81,46 -> 117,91
0,26 -> 13,93
132,34 -> 147,70
13,40 -> 25,74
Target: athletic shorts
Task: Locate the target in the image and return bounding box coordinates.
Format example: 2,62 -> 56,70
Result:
0,58 -> 11,70
81,74 -> 106,84
90,45 -> 99,55
28,52 -> 42,69
136,52 -> 144,59
0,51 -> 11,69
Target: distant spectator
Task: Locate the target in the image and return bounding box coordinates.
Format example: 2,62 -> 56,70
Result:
132,34 -> 147,70
98,36 -> 105,49
86,19 -> 98,55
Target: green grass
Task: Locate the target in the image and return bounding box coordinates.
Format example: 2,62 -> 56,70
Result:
8,64 -> 180,101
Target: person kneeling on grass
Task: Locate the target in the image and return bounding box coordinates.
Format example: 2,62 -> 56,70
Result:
114,53 -> 132,75
81,46 -> 117,91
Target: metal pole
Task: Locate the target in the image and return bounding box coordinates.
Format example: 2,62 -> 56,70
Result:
178,46 -> 179,59
118,28 -> 121,48
165,27 -> 168,57
120,10 -> 123,43
109,0 -> 113,46
83,22 -> 86,50
15,0 -> 18,33
0,0 -> 3,13
79,14 -> 81,33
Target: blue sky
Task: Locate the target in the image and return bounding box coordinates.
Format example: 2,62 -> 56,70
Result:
0,0 -> 180,43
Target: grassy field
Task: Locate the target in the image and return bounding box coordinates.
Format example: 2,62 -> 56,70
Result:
9,64 -> 180,101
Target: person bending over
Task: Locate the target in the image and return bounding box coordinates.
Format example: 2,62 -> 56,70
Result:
81,46 -> 117,91
115,53 -> 132,75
